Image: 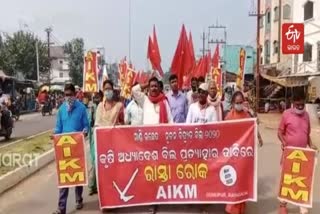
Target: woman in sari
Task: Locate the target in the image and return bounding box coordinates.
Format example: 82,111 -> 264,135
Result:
225,91 -> 251,214
95,80 -> 124,127
82,93 -> 96,195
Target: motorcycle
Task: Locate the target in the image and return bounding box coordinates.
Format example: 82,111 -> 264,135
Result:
41,100 -> 53,116
0,108 -> 14,140
8,97 -> 21,121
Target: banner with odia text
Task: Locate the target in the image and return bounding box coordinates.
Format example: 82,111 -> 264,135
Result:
95,119 -> 257,209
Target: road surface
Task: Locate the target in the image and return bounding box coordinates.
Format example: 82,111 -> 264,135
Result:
0,115 -> 319,214
0,112 -> 56,144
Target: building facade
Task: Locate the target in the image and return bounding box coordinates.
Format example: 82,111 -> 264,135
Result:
50,46 -> 71,85
259,0 -> 293,74
292,0 -> 320,100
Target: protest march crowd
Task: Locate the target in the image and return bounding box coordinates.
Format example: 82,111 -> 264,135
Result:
51,70 -> 317,214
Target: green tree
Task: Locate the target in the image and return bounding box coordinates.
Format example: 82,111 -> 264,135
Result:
64,38 -> 84,86
0,31 -> 49,80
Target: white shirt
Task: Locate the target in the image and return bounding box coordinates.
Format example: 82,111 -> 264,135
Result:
0,95 -> 9,107
186,102 -> 218,124
132,85 -> 173,125
125,100 -> 143,125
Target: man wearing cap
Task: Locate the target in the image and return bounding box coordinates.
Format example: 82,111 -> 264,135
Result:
186,83 -> 218,124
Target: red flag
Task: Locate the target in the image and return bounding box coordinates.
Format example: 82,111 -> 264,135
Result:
147,26 -> 164,77
171,24 -> 194,88
189,31 -> 195,64
212,45 -> 220,68
194,57 -> 204,78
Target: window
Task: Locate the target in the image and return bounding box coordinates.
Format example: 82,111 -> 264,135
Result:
267,11 -> 271,24
303,43 -> 312,62
265,40 -> 270,64
273,41 -> 279,54
283,4 -> 291,19
274,6 -> 279,21
59,72 -> 63,78
260,57 -> 263,65
59,60 -> 63,64
304,1 -> 314,21
259,16 -> 264,28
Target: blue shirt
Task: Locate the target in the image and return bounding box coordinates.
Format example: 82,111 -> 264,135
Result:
54,100 -> 89,134
166,91 -> 188,123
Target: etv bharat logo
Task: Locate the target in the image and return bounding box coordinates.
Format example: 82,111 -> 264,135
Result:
282,23 -> 304,54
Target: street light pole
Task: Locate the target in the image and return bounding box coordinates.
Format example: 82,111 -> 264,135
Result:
36,42 -> 40,82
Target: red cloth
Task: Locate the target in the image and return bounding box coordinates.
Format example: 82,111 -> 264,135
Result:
38,92 -> 48,104
225,203 -> 246,214
148,93 -> 168,124
225,108 -> 250,214
76,91 -> 84,101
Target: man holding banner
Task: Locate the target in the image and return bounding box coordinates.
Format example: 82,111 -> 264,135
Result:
278,92 -> 318,214
52,83 -> 89,214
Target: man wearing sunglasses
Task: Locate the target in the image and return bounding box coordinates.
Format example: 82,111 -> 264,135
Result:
186,83 -> 218,124
53,83 -> 89,214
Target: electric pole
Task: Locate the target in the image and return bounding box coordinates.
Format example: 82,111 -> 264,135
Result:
200,31 -> 209,57
208,21 -> 227,85
45,27 -> 52,87
36,42 -> 40,82
249,0 -> 262,112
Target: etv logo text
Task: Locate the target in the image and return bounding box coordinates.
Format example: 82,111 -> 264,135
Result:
282,23 -> 304,54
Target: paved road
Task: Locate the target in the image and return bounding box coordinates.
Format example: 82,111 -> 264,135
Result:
0,112 -> 56,144
0,116 -> 320,214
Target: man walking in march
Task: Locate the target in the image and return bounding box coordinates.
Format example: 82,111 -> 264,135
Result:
53,83 -> 89,214
166,74 -> 188,123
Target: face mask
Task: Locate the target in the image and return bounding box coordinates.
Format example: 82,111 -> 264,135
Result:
294,108 -> 305,115
234,104 -> 243,112
105,90 -> 113,100
65,96 -> 76,110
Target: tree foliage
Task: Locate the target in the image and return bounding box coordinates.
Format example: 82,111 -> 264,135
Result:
0,31 -> 49,80
64,38 -> 84,86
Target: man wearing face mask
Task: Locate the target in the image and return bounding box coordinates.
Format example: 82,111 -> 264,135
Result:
207,81 -> 224,121
186,77 -> 199,106
186,83 -> 218,124
223,86 -> 233,117
132,77 -> 172,125
53,83 -> 89,214
278,92 -> 318,214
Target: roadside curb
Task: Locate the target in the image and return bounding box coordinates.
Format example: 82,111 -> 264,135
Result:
0,130 -> 52,150
0,148 -> 55,195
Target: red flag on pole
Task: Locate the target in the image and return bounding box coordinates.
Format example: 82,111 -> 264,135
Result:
212,45 -> 220,68
147,26 -> 164,77
171,24 -> 193,89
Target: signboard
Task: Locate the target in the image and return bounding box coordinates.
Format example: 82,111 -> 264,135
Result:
53,132 -> 88,188
95,119 -> 257,209
212,67 -> 223,97
278,147 -> 317,208
282,23 -> 304,54
83,51 -> 99,92
121,67 -> 137,99
236,48 -> 246,90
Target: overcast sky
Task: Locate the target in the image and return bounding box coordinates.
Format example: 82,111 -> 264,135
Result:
0,0 -> 256,70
